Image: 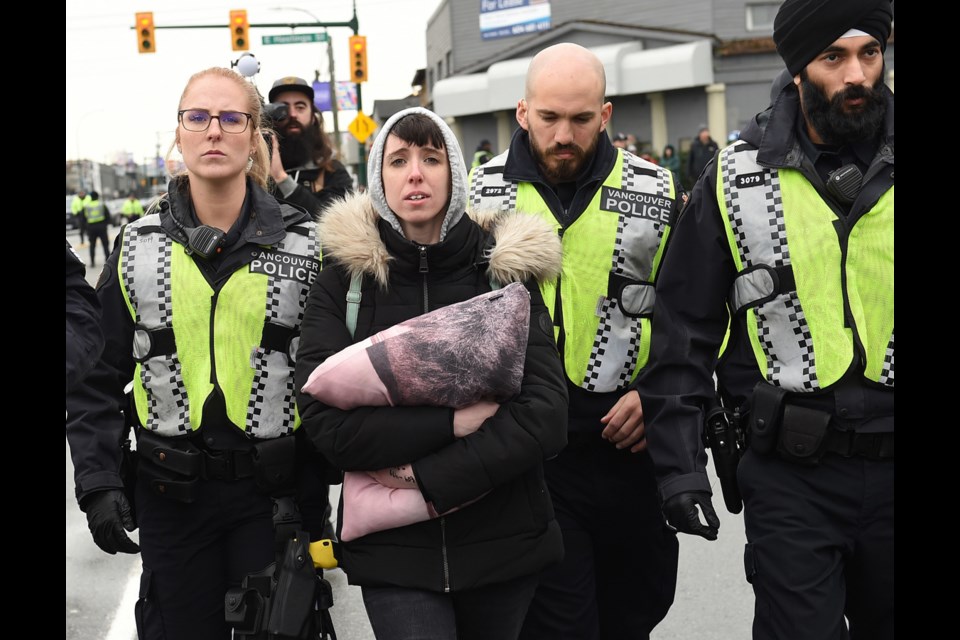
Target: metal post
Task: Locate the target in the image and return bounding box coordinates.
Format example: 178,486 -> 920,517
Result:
352,0 -> 366,188
326,31 -> 342,158
356,83 -> 366,188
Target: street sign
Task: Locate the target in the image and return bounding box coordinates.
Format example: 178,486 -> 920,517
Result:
348,112 -> 377,144
262,33 -> 329,45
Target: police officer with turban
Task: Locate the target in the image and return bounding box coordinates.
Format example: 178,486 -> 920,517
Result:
637,1 -> 894,637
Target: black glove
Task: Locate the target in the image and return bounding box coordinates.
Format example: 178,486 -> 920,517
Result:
83,489 -> 141,555
662,491 -> 720,541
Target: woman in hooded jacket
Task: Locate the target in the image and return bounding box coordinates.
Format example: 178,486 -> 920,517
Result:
294,107 -> 568,639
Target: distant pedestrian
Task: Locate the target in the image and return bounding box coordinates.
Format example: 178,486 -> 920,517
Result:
686,125 -> 718,187
471,138 -> 494,168
83,191 -> 110,266
661,144 -> 684,200
71,189 -> 90,246
661,144 -> 680,175
121,194 -> 144,223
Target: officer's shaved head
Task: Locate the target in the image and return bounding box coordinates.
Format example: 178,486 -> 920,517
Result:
525,43 -> 606,102
517,43 -> 612,184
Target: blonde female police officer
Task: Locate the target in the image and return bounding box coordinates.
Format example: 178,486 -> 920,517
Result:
66,67 -> 320,640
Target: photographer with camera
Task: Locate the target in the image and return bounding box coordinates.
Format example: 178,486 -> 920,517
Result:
267,76 -> 353,218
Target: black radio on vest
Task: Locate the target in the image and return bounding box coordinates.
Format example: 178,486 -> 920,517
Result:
160,199 -> 225,259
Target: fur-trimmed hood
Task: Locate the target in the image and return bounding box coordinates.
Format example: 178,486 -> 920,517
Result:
318,192 -> 562,288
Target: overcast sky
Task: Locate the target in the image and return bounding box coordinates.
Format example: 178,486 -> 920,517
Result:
66,0 -> 442,164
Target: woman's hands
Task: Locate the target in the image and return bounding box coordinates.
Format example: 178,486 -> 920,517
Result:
452,400 -> 500,438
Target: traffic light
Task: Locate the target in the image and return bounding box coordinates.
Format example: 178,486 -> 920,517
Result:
349,35 -> 368,83
136,12 -> 155,54
230,10 -> 249,51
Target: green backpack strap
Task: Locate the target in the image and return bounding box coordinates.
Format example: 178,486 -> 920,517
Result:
346,271 -> 497,339
345,272 -> 363,339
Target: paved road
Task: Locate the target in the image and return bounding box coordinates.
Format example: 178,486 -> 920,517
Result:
66,228 -> 754,639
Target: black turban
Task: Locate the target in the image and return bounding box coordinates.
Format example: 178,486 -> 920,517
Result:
773,0 -> 894,76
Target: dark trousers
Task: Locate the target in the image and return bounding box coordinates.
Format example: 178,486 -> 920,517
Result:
87,222 -> 110,265
134,476 -> 275,640
738,449 -> 895,640
77,215 -> 87,243
519,437 -> 679,640
361,574 -> 539,640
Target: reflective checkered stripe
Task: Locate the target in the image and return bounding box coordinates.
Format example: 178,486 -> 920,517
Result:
468,151 -> 518,213
582,152 -> 673,390
120,217 -> 319,437
120,216 -> 191,435
717,144 -> 894,391
244,224 -> 318,437
719,144 -> 820,391
471,150 -> 675,392
878,331 -> 894,386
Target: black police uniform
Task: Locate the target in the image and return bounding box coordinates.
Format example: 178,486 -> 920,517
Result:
66,240 -> 103,394
491,131 -> 679,640
638,82 -> 894,639
66,179 -> 323,640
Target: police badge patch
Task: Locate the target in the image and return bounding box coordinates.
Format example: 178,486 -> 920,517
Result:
249,250 -> 319,285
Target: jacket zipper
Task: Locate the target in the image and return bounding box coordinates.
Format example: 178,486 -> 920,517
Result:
441,517 -> 451,592
421,243 -> 448,590
419,245 -> 430,312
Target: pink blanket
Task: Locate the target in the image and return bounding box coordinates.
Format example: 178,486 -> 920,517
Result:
302,283 -> 531,541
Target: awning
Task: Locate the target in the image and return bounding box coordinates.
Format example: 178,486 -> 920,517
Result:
434,40 -> 714,118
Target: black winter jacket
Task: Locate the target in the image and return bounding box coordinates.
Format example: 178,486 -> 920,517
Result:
66,240 -> 103,394
295,193 -> 568,591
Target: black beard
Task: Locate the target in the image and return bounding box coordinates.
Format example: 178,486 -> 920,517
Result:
529,134 -> 596,183
801,76 -> 887,146
278,122 -> 324,169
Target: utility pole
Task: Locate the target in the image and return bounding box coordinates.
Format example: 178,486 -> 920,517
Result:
352,0 -> 366,188
325,30 -> 341,158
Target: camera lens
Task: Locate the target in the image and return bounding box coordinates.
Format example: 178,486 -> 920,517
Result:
264,102 -> 289,125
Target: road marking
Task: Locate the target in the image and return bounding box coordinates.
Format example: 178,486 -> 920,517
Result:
105,561 -> 141,640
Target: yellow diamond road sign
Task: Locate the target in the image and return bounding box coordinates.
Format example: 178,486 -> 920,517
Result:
348,112 -> 377,143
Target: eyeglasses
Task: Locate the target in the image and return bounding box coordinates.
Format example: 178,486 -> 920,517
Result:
178,109 -> 252,134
